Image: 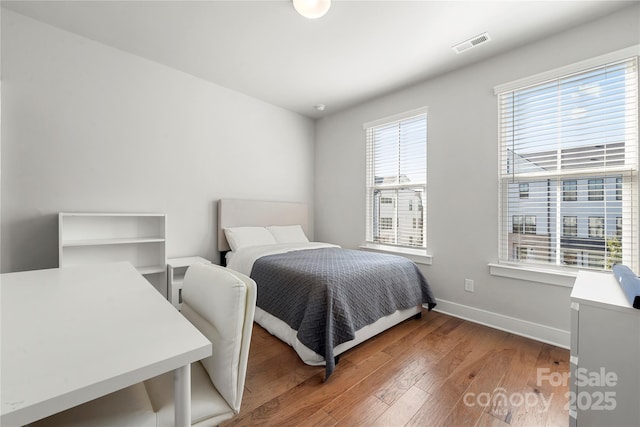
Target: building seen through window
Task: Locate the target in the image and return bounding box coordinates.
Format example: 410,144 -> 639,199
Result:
365,109 -> 427,249
498,57 -> 637,271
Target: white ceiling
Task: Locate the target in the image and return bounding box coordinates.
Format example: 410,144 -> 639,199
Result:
2,0 -> 636,118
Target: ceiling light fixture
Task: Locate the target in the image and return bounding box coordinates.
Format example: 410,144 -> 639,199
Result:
293,0 -> 331,19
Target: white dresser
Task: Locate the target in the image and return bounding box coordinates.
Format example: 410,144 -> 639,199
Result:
570,270 -> 640,426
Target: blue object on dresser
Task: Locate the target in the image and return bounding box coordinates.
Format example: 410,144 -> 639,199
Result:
611,264 -> 640,309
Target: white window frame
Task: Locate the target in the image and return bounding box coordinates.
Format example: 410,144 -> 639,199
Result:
361,107 -> 430,264
491,46 -> 640,285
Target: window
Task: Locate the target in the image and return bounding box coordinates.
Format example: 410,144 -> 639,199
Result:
586,253 -> 605,269
516,246 -> 528,260
512,215 -> 523,234
497,53 -> 638,271
524,216 -> 536,234
563,251 -> 577,266
563,180 -> 577,201
380,217 -> 393,230
563,216 -> 578,237
588,216 -> 605,238
617,217 -> 623,238
365,107 -> 427,249
513,215 -> 536,234
588,179 -> 604,201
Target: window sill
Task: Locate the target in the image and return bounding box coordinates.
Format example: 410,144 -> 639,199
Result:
360,244 -> 432,265
488,263 -> 577,288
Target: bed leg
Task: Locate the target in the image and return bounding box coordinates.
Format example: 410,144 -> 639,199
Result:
334,355 -> 340,366
412,312 -> 422,320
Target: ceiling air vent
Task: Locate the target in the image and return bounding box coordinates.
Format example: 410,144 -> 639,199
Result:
452,32 -> 491,54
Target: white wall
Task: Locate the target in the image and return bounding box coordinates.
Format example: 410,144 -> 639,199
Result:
314,4 -> 640,347
1,10 -> 315,273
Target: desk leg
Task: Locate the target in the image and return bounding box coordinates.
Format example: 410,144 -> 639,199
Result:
174,364 -> 191,427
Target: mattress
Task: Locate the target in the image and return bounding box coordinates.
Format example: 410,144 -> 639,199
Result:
254,304 -> 422,365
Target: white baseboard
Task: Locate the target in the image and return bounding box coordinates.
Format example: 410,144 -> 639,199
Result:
430,299 -> 570,349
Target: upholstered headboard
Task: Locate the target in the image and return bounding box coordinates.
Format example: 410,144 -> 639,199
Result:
217,199 -> 309,252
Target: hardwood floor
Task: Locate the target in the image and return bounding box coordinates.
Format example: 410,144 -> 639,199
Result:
222,310 -> 570,427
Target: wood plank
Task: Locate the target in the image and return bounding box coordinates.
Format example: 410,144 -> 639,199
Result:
475,412 -> 512,427
318,351 -> 393,421
405,326 -> 509,426
383,315 -> 465,359
326,314 -> 475,419
370,386 -> 431,426
221,313 -> 569,427
245,324 -> 295,366
413,321 -> 508,394
484,334 -> 545,423
508,344 -> 570,427
302,409 -> 338,427
341,310 -> 446,365
541,345 -> 570,427
241,326 -> 324,413
227,349 -> 390,426
333,394 -> 390,427
442,347 -> 514,427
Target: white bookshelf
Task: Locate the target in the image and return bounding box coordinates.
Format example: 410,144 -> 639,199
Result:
58,213 -> 167,293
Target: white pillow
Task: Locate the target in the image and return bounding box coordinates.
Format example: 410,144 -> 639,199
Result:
224,227 -> 276,251
267,225 -> 309,243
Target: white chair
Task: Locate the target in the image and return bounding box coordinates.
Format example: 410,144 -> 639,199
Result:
29,264 -> 256,427
144,263 -> 257,426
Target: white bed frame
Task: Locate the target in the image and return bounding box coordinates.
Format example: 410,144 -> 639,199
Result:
217,199 -> 310,252
217,198 -> 421,365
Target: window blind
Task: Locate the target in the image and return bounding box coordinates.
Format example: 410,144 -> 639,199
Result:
365,109 -> 427,249
498,57 -> 638,271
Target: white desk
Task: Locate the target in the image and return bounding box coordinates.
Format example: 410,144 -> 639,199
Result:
1,262 -> 211,426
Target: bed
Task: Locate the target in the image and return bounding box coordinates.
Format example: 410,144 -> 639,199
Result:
217,199 -> 436,379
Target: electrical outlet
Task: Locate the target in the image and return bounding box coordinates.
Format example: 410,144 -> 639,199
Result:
464,278 -> 474,292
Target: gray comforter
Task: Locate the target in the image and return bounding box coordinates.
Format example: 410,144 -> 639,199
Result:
250,247 -> 436,379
